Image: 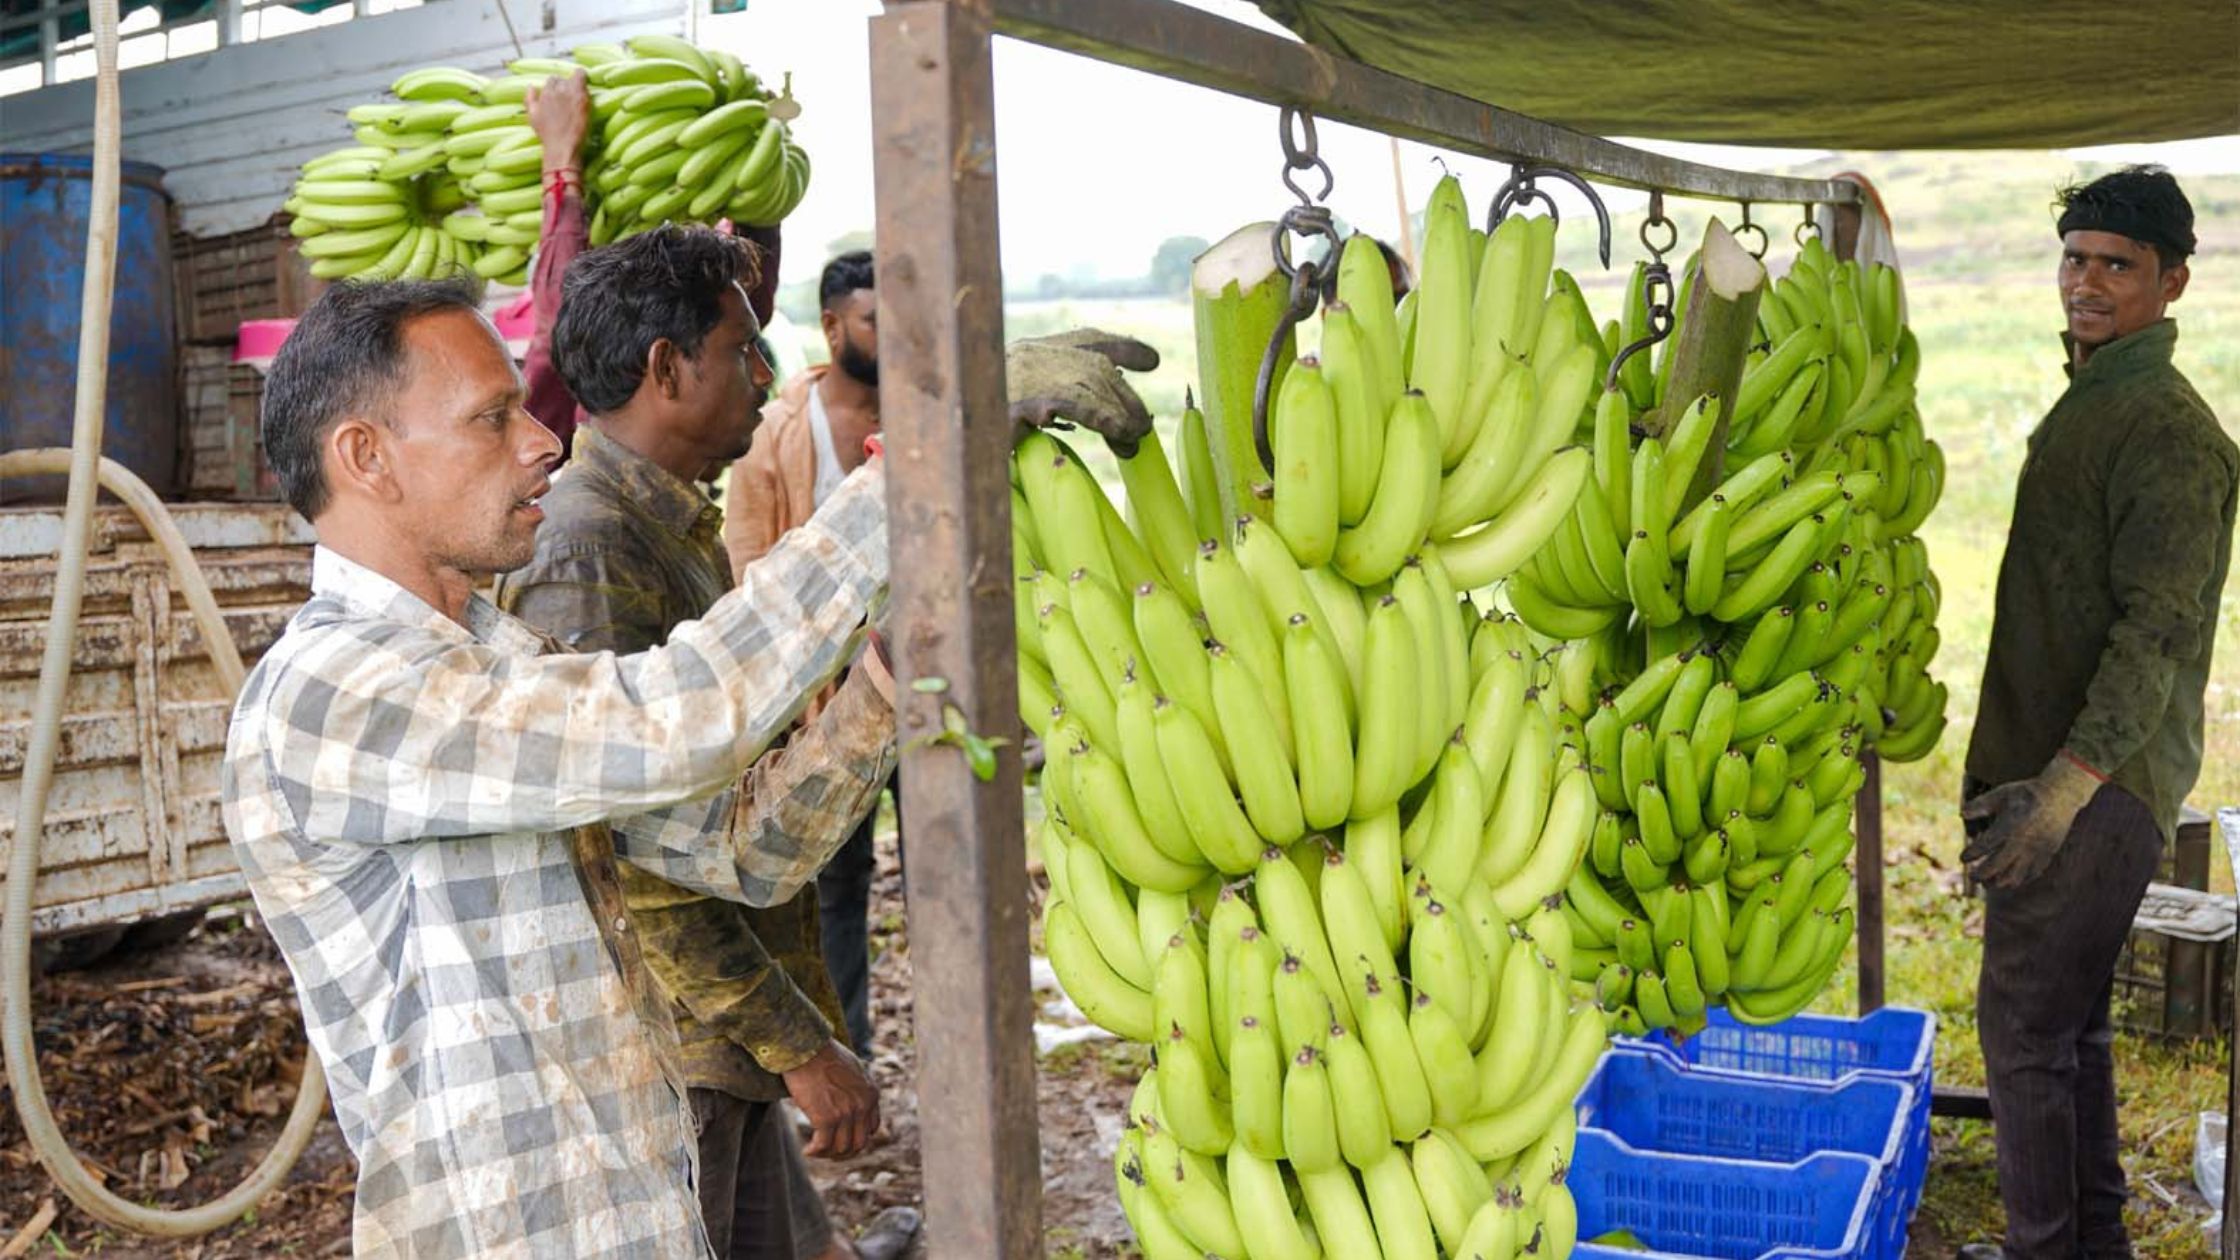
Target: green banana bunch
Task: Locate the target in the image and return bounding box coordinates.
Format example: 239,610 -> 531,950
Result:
1024,184 -> 1955,1258
286,142 -> 486,281
1526,235 -> 1947,1036
286,41 -> 814,280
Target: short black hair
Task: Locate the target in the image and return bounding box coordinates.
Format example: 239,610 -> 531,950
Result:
819,249 -> 874,311
2055,164 -> 2196,270
261,277 -> 482,521
552,224 -> 760,416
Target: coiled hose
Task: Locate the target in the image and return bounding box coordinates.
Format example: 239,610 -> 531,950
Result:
0,0 -> 327,1235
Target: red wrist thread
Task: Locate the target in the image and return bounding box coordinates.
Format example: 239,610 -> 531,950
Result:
2059,749 -> 2109,782
544,167 -> 582,198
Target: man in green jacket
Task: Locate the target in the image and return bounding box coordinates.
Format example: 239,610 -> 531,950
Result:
1960,165 -> 2234,1260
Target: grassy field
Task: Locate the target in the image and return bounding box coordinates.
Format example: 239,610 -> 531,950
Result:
993,148 -> 2240,1254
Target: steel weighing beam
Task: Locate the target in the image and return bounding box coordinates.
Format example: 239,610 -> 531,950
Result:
991,0 -> 1861,207
869,3 -> 1878,1253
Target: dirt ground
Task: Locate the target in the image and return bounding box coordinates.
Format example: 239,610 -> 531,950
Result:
0,828 -> 1144,1259
4,825 -> 2208,1258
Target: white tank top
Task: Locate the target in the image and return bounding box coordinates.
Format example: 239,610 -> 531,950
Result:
806,380 -> 848,508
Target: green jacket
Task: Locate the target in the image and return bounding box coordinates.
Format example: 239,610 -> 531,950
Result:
1966,319 -> 2236,839
497,426 -> 894,1100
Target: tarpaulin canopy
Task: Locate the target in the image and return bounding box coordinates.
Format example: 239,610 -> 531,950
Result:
1252,0 -> 2240,149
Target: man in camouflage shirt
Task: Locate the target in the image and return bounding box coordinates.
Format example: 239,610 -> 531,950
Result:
497,223 -> 906,1260
1961,165 -> 2235,1260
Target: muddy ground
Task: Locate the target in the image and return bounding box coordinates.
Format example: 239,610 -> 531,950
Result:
1,828 -> 2011,1258
0,829 -> 1146,1259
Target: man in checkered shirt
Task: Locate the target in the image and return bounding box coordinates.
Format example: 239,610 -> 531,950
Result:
223,276 -> 1158,1258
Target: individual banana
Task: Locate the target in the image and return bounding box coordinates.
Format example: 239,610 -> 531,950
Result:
1272,359 -> 1342,568
1141,1121 -> 1246,1257
1414,174 -> 1476,459
1491,766 -> 1596,919
1227,1146 -> 1320,1260
1044,899 -> 1154,1041
1440,448 -> 1594,592
1258,846 -> 1357,1029
1066,734 -> 1207,892
1209,641 -> 1307,844
1411,990 -> 1482,1127
1362,1147 -> 1442,1260
1474,939 -> 1552,1113
1157,1022 -> 1234,1157
1334,392 -> 1441,586
1298,1165 -> 1388,1260
1322,1020 -> 1394,1168
1152,695 -> 1263,875
1351,595 -> 1421,818
1322,302 -> 1388,526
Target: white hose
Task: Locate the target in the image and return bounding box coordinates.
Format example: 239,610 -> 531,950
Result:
0,0 -> 327,1235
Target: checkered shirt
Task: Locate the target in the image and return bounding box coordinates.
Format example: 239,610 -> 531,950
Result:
221,467 -> 887,1259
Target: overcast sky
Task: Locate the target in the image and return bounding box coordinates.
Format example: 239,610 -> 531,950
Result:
701,0 -> 2240,287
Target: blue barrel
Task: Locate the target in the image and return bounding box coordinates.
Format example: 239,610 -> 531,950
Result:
0,153 -> 177,504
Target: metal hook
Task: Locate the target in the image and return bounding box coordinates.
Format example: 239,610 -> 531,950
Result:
1637,189 -> 1677,259
1734,200 -> 1769,260
1252,260 -> 1324,474
1277,106 -> 1335,207
1796,202 -> 1818,249
1488,164 -> 1613,269
1606,190 -> 1678,393
1253,108 -> 1341,474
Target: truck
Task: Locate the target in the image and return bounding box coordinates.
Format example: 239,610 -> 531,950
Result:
0,0 -> 685,966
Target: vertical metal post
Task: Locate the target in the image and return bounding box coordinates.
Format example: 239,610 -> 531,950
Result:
40,8 -> 59,85
1826,197 -> 1865,263
216,0 -> 243,46
2227,928 -> 2239,1257
1388,137 -> 1415,275
1819,197 -> 1886,1015
1856,753 -> 1885,1012
869,4 -> 1044,1257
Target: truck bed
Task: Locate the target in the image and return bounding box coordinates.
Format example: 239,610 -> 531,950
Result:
0,501 -> 311,937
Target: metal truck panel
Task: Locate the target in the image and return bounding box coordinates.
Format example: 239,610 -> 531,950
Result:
0,501 -> 310,936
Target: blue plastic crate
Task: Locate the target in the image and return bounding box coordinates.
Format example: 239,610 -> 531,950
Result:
1571,1129 -> 1881,1260
1617,1006 -> 1935,1221
1578,1049 -> 1914,1260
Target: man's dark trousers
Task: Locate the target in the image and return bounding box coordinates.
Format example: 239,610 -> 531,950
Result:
1974,783 -> 2162,1258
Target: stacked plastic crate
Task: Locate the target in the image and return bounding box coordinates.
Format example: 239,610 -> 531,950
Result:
1567,1007 -> 1936,1259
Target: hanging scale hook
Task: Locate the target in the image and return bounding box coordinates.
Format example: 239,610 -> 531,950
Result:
1734,200 -> 1769,260
1253,106 -> 1340,476
1488,163 -> 1614,269
1606,190 -> 1679,393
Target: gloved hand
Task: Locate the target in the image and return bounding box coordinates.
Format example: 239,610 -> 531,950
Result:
1006,328 -> 1159,457
1960,751 -> 2105,889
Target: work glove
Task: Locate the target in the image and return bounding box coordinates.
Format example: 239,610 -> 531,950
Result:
1006,328 -> 1159,458
1959,751 -> 2105,889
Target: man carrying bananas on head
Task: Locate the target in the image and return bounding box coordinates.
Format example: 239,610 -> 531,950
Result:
1958,165 -> 2233,1260
490,68 -> 1159,1260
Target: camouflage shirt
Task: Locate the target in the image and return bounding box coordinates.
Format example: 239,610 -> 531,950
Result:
1968,319 -> 2236,838
497,426 -> 893,1100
